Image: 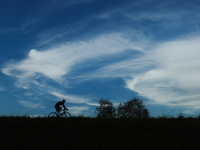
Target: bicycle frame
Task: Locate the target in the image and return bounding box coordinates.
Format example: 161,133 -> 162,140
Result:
57,109 -> 67,115
48,109 -> 71,118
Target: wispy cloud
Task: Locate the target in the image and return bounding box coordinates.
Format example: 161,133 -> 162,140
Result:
0,19 -> 39,34
68,106 -> 90,115
2,33 -> 144,81
1,32 -> 147,106
24,92 -> 33,96
50,91 -> 98,106
18,100 -> 45,109
125,36 -> 200,108
76,57 -> 151,79
1,0 -> 200,114
3,31 -> 200,110
34,29 -> 66,47
0,86 -> 5,91
75,35 -> 200,110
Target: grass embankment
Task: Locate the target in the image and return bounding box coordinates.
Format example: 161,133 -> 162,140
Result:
0,116 -> 200,150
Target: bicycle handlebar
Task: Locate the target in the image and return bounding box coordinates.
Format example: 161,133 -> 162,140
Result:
63,108 -> 68,111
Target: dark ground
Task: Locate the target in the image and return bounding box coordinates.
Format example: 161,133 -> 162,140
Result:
0,116 -> 200,150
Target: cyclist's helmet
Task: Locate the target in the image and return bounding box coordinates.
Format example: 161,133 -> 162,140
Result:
62,99 -> 66,102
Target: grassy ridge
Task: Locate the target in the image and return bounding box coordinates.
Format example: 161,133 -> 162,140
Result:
1,116 -> 200,150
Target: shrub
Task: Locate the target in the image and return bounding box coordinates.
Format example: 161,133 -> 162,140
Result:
117,97 -> 150,118
94,98 -> 117,118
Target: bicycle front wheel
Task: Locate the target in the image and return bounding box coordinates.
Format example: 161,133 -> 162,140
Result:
60,112 -> 71,118
48,112 -> 57,118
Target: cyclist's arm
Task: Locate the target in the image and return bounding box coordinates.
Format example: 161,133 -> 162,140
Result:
62,104 -> 67,110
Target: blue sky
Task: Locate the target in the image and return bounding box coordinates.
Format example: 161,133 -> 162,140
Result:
1,0 -> 200,117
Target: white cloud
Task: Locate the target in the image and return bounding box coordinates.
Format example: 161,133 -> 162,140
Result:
2,33 -> 144,82
25,92 -> 33,96
76,57 -> 151,79
125,36 -> 200,108
18,100 -> 45,109
76,36 -> 200,110
50,91 -> 98,106
121,10 -> 183,23
3,26 -> 200,111
68,106 -> 89,115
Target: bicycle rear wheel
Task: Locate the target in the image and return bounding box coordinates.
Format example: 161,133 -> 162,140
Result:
60,112 -> 71,118
48,112 -> 57,117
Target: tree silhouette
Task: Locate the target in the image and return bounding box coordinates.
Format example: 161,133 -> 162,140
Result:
117,97 -> 149,118
94,98 -> 116,118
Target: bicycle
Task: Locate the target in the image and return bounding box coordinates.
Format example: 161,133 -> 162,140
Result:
48,108 -> 71,118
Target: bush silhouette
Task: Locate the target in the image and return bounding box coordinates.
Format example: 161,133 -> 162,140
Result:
94,98 -> 117,118
117,97 -> 150,118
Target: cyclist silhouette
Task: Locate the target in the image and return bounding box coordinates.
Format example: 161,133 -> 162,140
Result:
54,99 -> 68,115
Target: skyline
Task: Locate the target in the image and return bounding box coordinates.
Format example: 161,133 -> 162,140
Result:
1,0 -> 200,117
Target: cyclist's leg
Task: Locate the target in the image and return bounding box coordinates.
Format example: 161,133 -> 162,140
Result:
59,107 -> 62,112
57,107 -> 62,116
55,106 -> 61,115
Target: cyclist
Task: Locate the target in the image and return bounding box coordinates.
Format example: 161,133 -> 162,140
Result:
54,99 -> 68,116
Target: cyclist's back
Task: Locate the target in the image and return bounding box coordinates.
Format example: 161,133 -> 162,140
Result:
55,101 -> 64,107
